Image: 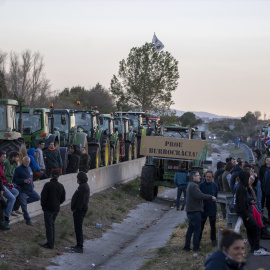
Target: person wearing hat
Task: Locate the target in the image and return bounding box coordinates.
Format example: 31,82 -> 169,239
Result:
39,169 -> 66,249
70,171 -> 90,253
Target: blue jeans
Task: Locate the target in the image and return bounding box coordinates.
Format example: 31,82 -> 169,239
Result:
176,185 -> 187,208
3,186 -> 19,218
20,190 -> 40,221
185,212 -> 202,250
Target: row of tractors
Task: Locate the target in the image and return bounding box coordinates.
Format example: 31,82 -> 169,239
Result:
0,99 -> 161,173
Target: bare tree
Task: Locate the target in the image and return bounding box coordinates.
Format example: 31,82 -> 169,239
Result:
254,111 -> 261,120
0,50 -> 7,73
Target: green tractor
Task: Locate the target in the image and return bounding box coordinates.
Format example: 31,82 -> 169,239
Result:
113,114 -> 137,161
49,108 -> 88,173
15,107 -> 60,149
74,107 -> 110,169
140,125 -> 207,201
0,99 -> 27,164
99,113 -> 120,165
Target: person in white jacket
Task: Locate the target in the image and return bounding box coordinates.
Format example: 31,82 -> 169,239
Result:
34,141 -> 47,179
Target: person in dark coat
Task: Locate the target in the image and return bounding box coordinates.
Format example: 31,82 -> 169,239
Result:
39,170 -> 66,249
199,171 -> 218,246
79,147 -> 91,173
235,171 -> 270,255
66,145 -> 81,174
205,229 -> 246,270
230,161 -> 244,191
70,171 -> 90,253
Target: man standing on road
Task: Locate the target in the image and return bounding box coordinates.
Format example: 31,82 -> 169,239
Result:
43,142 -> 63,177
199,171 -> 218,247
70,171 -> 90,253
174,162 -> 189,211
13,156 -> 40,226
183,171 -> 216,252
40,169 -> 66,249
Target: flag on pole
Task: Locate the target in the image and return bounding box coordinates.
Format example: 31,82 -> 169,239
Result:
152,33 -> 164,51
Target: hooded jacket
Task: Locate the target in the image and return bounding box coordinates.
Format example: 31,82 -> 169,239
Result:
199,180 -> 218,216
71,178 -> 90,212
235,182 -> 251,221
204,250 -> 246,270
66,149 -> 81,174
27,148 -> 41,172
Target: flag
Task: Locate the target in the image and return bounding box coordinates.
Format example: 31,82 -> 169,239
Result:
152,33 -> 164,51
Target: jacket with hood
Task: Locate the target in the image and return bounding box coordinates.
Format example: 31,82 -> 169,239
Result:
3,157 -> 17,183
34,148 -> 45,170
199,180 -> 218,216
43,147 -> 63,169
66,149 -> 81,174
235,182 -> 251,221
71,181 -> 90,212
222,170 -> 232,192
27,148 -> 41,172
204,250 -> 246,270
230,165 -> 243,191
174,168 -> 189,186
185,181 -> 212,213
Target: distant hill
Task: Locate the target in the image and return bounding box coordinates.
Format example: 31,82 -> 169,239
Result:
173,110 -> 239,119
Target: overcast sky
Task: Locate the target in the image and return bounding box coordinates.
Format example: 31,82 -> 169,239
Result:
1,0 -> 270,117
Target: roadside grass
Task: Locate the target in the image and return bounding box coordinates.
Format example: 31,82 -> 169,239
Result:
0,177 -> 145,270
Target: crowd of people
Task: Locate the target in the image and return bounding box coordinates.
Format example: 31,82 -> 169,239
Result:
173,149 -> 270,269
0,141 -> 91,253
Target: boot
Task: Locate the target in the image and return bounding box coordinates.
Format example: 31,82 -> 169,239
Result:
261,227 -> 270,239
181,204 -> 185,211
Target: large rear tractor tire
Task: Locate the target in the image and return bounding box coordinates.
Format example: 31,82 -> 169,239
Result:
137,138 -> 143,158
114,139 -> 120,164
132,137 -> 138,160
124,143 -> 132,161
0,138 -> 27,165
89,145 -> 101,169
101,136 -> 110,166
140,165 -> 156,201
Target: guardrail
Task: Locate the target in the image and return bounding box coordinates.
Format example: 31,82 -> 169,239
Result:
10,157 -> 146,224
240,143 -> 255,164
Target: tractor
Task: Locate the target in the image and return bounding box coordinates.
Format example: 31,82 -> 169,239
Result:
140,125 -> 207,201
0,99 -> 27,164
74,107 -> 110,169
113,114 -> 137,161
99,113 -> 120,164
15,107 -> 60,149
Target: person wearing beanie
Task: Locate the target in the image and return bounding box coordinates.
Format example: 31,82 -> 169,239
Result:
70,171 -> 90,253
39,169 -> 66,249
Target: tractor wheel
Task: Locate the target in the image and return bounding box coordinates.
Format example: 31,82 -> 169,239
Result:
109,146 -> 114,165
114,139 -> 120,164
59,147 -> 68,174
132,137 -> 138,160
0,138 -> 27,165
89,145 -> 100,169
101,136 -> 110,166
140,165 -> 156,201
124,143 -> 132,161
137,138 -> 143,158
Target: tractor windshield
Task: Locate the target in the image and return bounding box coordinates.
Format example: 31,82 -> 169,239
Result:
75,112 -> 92,132
164,130 -> 189,139
16,112 -> 42,135
0,105 -> 7,131
53,113 -> 69,133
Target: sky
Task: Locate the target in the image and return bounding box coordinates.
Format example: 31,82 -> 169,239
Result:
1,0 -> 270,118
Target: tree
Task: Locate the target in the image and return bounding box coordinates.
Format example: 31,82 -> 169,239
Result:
110,42 -> 179,111
0,71 -> 8,98
241,111 -> 256,125
178,112 -> 198,127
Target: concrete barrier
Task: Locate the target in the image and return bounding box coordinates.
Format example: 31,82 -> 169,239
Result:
10,157 -> 146,224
